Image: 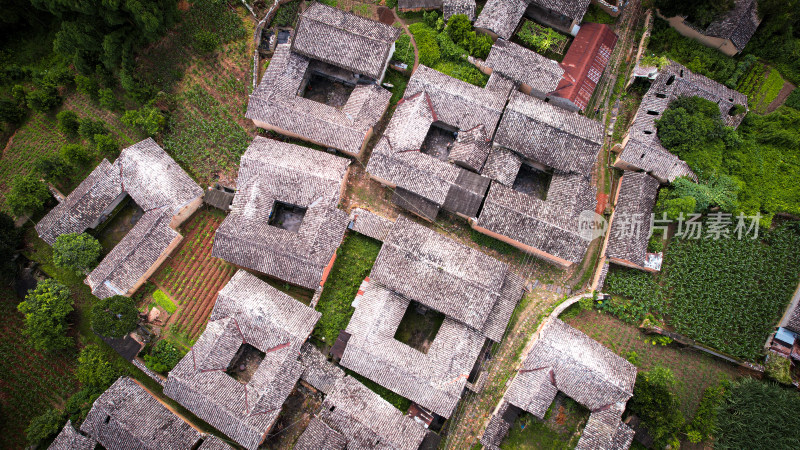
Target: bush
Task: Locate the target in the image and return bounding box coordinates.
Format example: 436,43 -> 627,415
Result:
152,289 -> 177,314
764,353 -> 793,384
193,30 -> 221,54
6,173 -> 51,216
445,14 -> 472,45
628,366 -> 684,449
785,88 -> 800,110
121,106 -> 166,136
468,32 -> 493,59
725,54 -> 757,88
98,88 -> 118,110
94,134 -> 119,156
436,32 -> 468,61
34,155 -> 71,182
0,98 -> 26,124
74,74 -> 99,100
408,23 -> 440,67
78,118 -> 108,142
18,279 -> 74,352
60,143 -> 93,166
63,387 -> 102,425
53,232 -> 102,273
90,295 -> 140,339
647,18 -> 735,84
0,212 -> 22,281
144,340 -> 185,373
273,0 -> 300,28
393,33 -> 415,67
25,408 -> 64,446
516,21 -> 567,54
26,84 -> 62,112
386,0 -> 397,8
57,110 -> 80,138
76,344 -> 119,388
432,61 -> 488,86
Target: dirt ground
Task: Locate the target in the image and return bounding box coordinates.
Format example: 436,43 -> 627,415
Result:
261,383 -> 323,449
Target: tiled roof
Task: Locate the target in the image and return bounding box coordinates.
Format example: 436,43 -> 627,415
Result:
291,3 -> 401,80
398,0 -> 443,9
449,125 -> 491,173
482,147 -> 522,187
606,172 -> 660,267
349,207 -> 395,242
474,0 -> 528,40
370,216 -> 523,333
49,420 -> 96,450
86,207 -> 178,299
494,91 -> 603,174
485,39 -> 564,94
553,23 -> 618,111
476,174 -> 597,264
81,377 -> 207,450
704,0 -> 761,51
212,137 -> 350,290
784,304 -> 800,335
246,44 -> 391,157
299,376 -> 428,450
443,0 -> 477,21
506,319 -> 637,449
294,416 -> 347,450
299,341 -> 345,395
530,0 -> 591,21
619,61 -> 747,182
164,270 -> 320,450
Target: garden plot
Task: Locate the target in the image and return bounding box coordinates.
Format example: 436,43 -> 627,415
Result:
737,63 -> 786,114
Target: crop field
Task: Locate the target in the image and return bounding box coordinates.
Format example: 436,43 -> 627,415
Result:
0,287 -> 80,449
738,63 -> 785,114
150,210 -> 236,340
563,309 -> 740,418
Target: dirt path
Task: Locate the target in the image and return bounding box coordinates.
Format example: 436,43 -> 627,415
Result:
766,80 -> 796,113
440,289 -> 562,449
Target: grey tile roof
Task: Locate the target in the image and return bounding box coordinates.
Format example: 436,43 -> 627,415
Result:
481,147 -> 522,186
349,207 -> 395,241
198,436 -> 236,450
294,416 -> 347,450
619,61 -> 747,182
484,39 -> 564,94
81,377 -> 206,450
398,0 -> 443,9
299,340 -> 345,395
475,0 -> 528,40
475,173 -> 597,264
443,0 -> 477,21
86,207 -> 178,299
784,304 -> 800,335
212,137 -> 350,290
606,172 -> 660,267
530,0 -> 591,21
164,270 -> 320,450
246,44 -> 392,156
49,420 -> 96,450
494,91 -> 603,175
506,319 -> 636,449
304,375 -> 428,450
449,125 -> 491,173
704,0 -> 761,51
291,3 -> 401,80
370,216 -> 523,334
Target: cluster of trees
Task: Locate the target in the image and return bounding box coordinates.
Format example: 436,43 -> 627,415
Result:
655,96 -> 800,226
628,366 -> 684,449
654,0 -> 735,28
144,339 -> 185,373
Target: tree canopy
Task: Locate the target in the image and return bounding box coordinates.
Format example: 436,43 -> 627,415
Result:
6,173 -> 51,216
90,295 -> 139,338
53,232 -> 103,273
17,279 -> 74,352
627,366 -> 684,449
654,0 -> 735,28
76,344 -> 119,388
0,212 -> 22,281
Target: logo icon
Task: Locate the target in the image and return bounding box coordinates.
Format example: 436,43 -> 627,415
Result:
577,210 -> 608,241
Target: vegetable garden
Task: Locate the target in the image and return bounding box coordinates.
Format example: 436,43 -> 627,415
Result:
737,63 -> 786,114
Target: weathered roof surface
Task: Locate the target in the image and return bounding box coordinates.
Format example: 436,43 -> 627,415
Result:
246,44 -> 391,156
482,147 -> 522,187
476,174 -> 597,264
495,91 -> 603,174
606,172 -> 660,267
294,416 -> 347,450
370,216 -> 522,333
35,159 -> 122,245
164,270 -> 320,450
301,376 -> 428,450
485,39 -> 564,94
291,3 -> 400,80
50,420 -> 96,450
349,207 -> 395,242
212,137 -> 350,290
86,207 -> 178,299
443,0 -> 477,21
299,341 -> 345,395
530,0 -> 591,21
198,436 -> 236,450
449,125 -> 491,173
340,282 -> 486,417
475,0 -> 527,40
619,61 -> 747,182
506,319 -> 637,449
81,377 -> 206,450
553,23 -> 618,111
705,0 -> 761,51
398,0 -> 442,9
784,303 -> 800,335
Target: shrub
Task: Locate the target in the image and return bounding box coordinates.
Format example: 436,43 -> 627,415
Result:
78,118 -> 108,142
517,21 -> 567,54
53,232 -> 102,273
628,366 -> 684,449
144,340 -> 185,373
98,88 -> 118,110
273,0 -> 300,28
685,378 -> 729,443
34,155 -> 71,182
153,289 -> 177,314
26,84 -> 62,112
386,0 -> 397,8
0,98 -> 26,124
436,32 -> 468,61
60,143 -> 93,166
76,344 -> 119,388
121,106 -> 166,136
468,32 -> 493,59
785,88 -> 800,110
63,387 -> 102,424
74,74 -> 99,99
408,23 -> 440,67
393,33 -> 415,67
94,134 -> 119,156
57,110 -> 80,137
17,279 -> 74,352
432,60 -> 488,86
0,212 -> 22,281
25,408 -> 64,446
6,173 -> 51,216
445,14 -> 472,45
764,353 -> 792,384
90,295 -> 140,339
193,30 -> 221,54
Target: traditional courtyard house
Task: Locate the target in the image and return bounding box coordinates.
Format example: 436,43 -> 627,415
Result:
476,0 -> 592,39
551,22 -> 618,111
35,138 -> 203,299
246,3 -> 398,157
661,0 -> 761,57
473,90 -> 603,267
339,213 -> 525,418
477,38 -> 565,99
295,375 -> 431,449
164,270 -> 321,450
77,377 -> 232,450
481,319 -> 637,450
398,0 -> 477,21
366,65 -> 513,221
49,420 -> 95,450
212,137 -> 350,292
615,61 -> 747,183
605,171 -> 662,272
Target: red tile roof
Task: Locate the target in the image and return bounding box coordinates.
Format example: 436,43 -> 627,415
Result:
552,23 -> 618,111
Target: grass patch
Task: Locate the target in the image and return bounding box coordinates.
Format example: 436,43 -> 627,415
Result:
501,400 -> 588,449
313,232 -> 382,344
345,369 -> 412,411
153,289 -> 177,314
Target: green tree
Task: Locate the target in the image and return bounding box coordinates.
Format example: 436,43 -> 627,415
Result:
90,295 -> 140,338
74,74 -> 99,100
98,88 -> 118,110
445,14 -> 472,45
628,366 -> 684,449
53,232 -> 103,273
6,173 -> 51,216
121,105 -> 166,136
0,98 -> 26,124
60,143 -> 93,166
17,279 -> 74,352
94,134 -> 119,156
57,110 -> 80,137
76,344 -> 119,388
25,83 -> 62,112
0,212 -> 22,281
34,155 -> 71,182
144,340 -> 185,373
25,408 -> 64,446
78,118 -> 107,142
